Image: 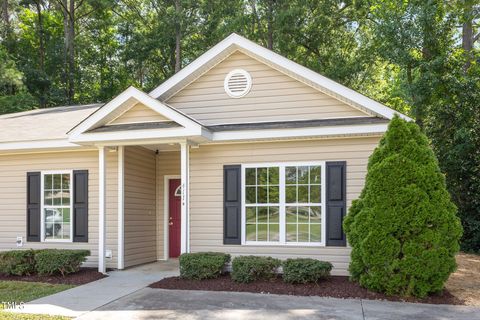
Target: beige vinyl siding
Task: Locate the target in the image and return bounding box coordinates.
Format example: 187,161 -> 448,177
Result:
166,51 -> 368,125
156,151 -> 180,260
189,137 -> 381,275
0,150 -> 118,269
109,103 -> 169,125
124,146 -> 157,267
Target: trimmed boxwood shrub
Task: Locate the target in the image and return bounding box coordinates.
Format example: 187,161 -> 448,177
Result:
282,258 -> 332,284
35,249 -> 90,276
179,252 -> 231,280
0,250 -> 36,276
343,115 -> 463,298
231,256 -> 281,283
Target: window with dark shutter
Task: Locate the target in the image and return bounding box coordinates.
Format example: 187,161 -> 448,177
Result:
326,161 -> 347,246
27,172 -> 41,242
73,170 -> 89,242
223,165 -> 241,244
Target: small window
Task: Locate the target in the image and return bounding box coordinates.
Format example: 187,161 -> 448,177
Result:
42,172 -> 73,242
174,185 -> 182,197
224,69 -> 252,98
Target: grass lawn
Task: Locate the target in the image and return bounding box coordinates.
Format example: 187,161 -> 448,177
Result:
0,281 -> 73,320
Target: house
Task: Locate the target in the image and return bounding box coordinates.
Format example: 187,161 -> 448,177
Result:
0,33 -> 410,275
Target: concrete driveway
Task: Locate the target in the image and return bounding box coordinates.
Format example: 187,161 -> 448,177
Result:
77,288 -> 480,320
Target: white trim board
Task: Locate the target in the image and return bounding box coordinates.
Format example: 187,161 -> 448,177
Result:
149,33 -> 411,121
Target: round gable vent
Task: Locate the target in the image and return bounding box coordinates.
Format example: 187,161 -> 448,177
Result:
224,69 -> 252,98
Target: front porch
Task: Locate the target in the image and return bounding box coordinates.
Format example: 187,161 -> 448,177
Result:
99,143 -> 192,273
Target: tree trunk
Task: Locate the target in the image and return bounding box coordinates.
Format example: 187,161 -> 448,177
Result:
462,1 -> 474,71
67,0 -> 75,103
174,0 -> 182,73
266,0 -> 273,50
1,0 -> 10,40
35,0 -> 45,72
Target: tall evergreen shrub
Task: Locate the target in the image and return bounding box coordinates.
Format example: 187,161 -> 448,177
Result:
344,115 -> 462,298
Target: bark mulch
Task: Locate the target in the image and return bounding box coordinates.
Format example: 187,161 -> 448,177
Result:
0,268 -> 106,286
150,275 -> 463,305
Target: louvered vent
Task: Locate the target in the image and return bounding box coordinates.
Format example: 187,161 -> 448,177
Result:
224,69 -> 252,98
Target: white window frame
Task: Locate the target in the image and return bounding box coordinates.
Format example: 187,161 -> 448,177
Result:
241,161 -> 326,247
40,170 -> 74,243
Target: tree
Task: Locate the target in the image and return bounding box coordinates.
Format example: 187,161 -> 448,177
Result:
344,116 -> 462,298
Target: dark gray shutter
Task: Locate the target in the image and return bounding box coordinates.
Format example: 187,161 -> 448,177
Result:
223,165 -> 241,244
27,172 -> 41,242
326,161 -> 347,246
73,170 -> 89,242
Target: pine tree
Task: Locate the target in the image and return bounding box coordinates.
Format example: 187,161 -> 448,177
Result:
344,115 -> 462,298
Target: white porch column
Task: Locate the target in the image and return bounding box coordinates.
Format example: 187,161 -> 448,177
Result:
98,146 -> 107,274
117,146 -> 125,270
180,142 -> 190,254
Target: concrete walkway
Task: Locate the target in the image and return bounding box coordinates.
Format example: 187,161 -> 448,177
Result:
9,260 -> 179,318
77,288 -> 480,320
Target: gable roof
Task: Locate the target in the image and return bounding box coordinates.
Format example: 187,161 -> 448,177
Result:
150,33 -> 411,121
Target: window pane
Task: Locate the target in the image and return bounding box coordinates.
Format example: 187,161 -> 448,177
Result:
61,191 -> 71,206
285,167 -> 296,184
62,208 -> 70,223
310,207 -> 321,223
258,207 -> 268,222
257,167 -> 267,185
257,186 -> 268,203
269,224 -> 279,241
53,174 -> 61,189
286,186 -> 296,203
298,224 -> 309,242
269,186 -> 279,203
286,206 -> 297,223
257,224 -> 268,241
246,187 -> 256,204
246,207 -> 256,223
310,166 -> 321,184
298,166 -> 309,184
268,167 -> 279,185
246,168 -> 256,185
298,206 -> 309,222
45,175 -> 53,189
286,224 -> 297,242
246,224 -> 256,241
310,185 -> 321,203
52,190 -> 62,206
62,174 -> 70,189
44,191 -> 53,205
269,206 -> 279,223
62,223 -> 71,239
298,185 -> 309,203
310,224 -> 321,242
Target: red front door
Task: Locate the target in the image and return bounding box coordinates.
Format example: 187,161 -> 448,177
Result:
168,179 -> 181,258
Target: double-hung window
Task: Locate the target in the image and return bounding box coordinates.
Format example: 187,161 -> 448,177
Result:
41,171 -> 73,242
243,162 -> 325,246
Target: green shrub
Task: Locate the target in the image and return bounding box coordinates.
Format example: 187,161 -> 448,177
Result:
0,250 -> 36,276
34,249 -> 90,276
231,256 -> 281,283
282,258 -> 332,284
343,115 -> 463,298
179,252 -> 231,280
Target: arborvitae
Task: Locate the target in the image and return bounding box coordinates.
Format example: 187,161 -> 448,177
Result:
344,115 -> 462,298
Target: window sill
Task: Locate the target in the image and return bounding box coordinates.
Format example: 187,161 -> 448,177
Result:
42,239 -> 73,243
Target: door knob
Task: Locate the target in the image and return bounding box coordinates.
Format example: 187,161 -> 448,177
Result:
169,222 -> 173,226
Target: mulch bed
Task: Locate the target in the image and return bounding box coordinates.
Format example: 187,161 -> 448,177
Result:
150,275 -> 463,305
0,268 -> 107,286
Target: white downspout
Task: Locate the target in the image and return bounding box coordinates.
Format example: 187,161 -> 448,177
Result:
98,146 -> 107,274
117,146 -> 125,270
